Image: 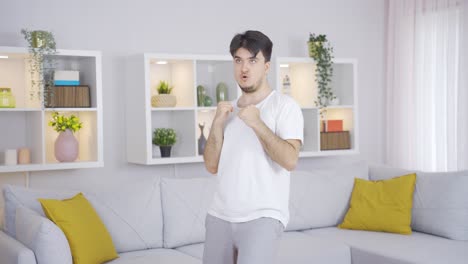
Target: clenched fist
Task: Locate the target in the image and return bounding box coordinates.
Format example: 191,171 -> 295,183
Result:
213,101 -> 234,126
238,105 -> 262,128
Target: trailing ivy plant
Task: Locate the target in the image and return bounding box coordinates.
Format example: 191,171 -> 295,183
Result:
21,29 -> 57,107
308,33 -> 335,118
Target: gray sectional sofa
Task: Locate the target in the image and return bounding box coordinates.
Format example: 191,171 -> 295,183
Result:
1,160 -> 467,264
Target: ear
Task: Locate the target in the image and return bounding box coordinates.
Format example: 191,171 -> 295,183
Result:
265,61 -> 271,73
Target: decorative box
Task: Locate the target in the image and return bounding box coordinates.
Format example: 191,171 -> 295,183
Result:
46,85 -> 90,108
54,71 -> 80,86
320,131 -> 351,150
321,119 -> 344,132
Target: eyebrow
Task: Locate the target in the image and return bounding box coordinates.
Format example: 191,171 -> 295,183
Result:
234,55 -> 259,60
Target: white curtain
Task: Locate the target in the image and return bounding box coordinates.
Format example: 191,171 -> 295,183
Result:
386,0 -> 466,172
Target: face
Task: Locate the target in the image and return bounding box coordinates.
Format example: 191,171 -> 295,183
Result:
233,47 -> 270,94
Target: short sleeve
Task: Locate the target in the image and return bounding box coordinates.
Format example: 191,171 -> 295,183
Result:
276,98 -> 304,144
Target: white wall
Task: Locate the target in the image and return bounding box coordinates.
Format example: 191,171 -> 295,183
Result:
0,0 -> 386,191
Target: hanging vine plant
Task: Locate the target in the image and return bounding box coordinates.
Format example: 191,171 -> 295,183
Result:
308,33 -> 335,118
21,29 -> 57,107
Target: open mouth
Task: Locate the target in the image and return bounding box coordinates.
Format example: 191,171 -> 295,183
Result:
241,75 -> 249,82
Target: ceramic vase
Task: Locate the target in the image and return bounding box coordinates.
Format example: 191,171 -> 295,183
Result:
198,123 -> 206,155
54,129 -> 79,162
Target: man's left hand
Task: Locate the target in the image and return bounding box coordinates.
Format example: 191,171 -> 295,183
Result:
238,105 -> 262,128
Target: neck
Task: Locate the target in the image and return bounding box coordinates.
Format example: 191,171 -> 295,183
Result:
238,81 -> 272,107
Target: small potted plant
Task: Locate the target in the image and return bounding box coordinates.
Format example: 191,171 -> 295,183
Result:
48,111 -> 83,162
151,80 -> 176,107
21,29 -> 57,106
152,128 -> 177,158
308,33 -> 327,58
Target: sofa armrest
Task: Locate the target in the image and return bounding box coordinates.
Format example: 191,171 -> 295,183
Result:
0,230 -> 36,264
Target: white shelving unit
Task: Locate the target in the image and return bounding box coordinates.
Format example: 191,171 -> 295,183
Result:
126,54 -> 240,165
0,46 -> 103,172
126,53 -> 359,165
277,57 -> 359,157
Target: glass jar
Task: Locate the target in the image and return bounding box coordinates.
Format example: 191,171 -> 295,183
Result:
0,88 -> 16,108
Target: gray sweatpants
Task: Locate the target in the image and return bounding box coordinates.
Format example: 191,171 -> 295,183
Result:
202,214 -> 284,264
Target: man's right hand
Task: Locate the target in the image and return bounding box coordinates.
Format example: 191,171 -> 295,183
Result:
213,101 -> 233,126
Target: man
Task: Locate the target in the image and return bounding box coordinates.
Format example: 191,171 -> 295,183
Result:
203,30 -> 304,264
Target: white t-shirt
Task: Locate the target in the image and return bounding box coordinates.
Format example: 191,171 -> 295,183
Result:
208,90 -> 304,227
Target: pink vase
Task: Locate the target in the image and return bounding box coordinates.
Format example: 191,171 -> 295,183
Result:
54,129 -> 79,162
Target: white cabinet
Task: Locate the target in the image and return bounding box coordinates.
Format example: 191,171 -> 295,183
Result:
126,54 -> 359,165
0,47 -> 103,172
276,57 -> 359,157
126,54 -> 240,165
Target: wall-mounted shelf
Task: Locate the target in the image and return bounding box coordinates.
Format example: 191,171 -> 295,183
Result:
0,46 -> 103,173
125,54 -> 359,165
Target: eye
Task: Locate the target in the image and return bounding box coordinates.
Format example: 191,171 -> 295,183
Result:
249,59 -> 257,64
235,58 -> 242,64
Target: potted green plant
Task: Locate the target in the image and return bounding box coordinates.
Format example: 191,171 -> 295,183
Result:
48,111 -> 83,162
21,29 -> 57,107
308,33 -> 337,130
152,128 -> 177,157
308,33 -> 336,110
151,80 -> 176,107
308,33 -> 327,58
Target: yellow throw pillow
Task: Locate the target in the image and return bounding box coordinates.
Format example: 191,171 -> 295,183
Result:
339,173 -> 416,234
39,193 -> 118,264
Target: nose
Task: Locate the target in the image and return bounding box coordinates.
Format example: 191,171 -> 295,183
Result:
241,61 -> 249,72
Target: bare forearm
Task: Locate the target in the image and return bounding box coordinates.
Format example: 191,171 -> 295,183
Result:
252,121 -> 299,171
203,121 -> 224,174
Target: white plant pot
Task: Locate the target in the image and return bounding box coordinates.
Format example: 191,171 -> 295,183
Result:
329,97 -> 340,106
151,94 -> 177,107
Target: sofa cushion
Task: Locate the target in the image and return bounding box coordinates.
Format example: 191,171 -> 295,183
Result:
277,231 -> 351,264
287,160 -> 369,231
302,227 -> 468,264
175,243 -> 204,260
339,174 -> 416,234
348,247 -> 413,264
84,180 -> 164,252
3,180 -> 164,253
160,176 -> 216,248
108,248 -> 201,264
39,193 -> 118,264
370,166 -> 468,240
15,206 -> 72,264
3,184 -> 76,238
176,232 -> 351,264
